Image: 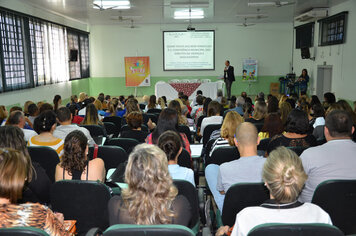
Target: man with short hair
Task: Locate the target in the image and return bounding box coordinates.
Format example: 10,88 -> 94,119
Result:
54,107 -> 95,145
6,111 -> 37,141
205,122 -> 266,211
299,110 -> 356,203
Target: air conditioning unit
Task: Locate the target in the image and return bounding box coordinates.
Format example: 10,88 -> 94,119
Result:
295,8 -> 328,22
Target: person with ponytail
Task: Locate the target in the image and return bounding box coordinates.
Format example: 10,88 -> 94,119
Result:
53,95 -> 62,112
28,111 -> 64,159
216,146 -> 332,236
158,131 -> 195,186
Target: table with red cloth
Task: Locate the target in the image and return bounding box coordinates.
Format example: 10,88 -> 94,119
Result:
155,81 -> 221,100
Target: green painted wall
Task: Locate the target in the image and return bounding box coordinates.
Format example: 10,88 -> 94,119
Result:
79,76 -> 281,98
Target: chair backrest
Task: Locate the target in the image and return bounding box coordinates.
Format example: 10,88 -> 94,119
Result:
177,148 -> 192,169
203,124 -> 222,146
209,146 -> 239,165
178,125 -> 193,144
203,138 -> 217,164
80,125 -> 105,137
257,138 -> 271,151
254,122 -> 264,133
51,180 -> 111,235
312,179 -> 356,235
106,137 -> 140,155
146,113 -> 158,124
173,180 -> 199,229
286,146 -> 308,156
147,108 -> 162,114
139,104 -> 146,110
222,183 -> 270,227
120,124 -> 149,132
247,223 -> 344,236
88,145 -> 127,173
28,146 -> 59,183
103,116 -> 122,131
103,122 -> 120,137
103,224 -> 195,236
0,227 -> 49,236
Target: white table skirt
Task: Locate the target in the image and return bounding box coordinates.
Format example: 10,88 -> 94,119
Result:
155,81 -> 224,101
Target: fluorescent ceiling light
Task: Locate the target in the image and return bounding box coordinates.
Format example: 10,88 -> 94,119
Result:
93,0 -> 131,9
174,9 -> 204,19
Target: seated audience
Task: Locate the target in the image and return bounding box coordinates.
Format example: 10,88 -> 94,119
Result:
24,101 -> 34,117
310,103 -> 325,129
158,130 -> 195,186
216,147 -> 332,236
78,92 -> 87,104
27,103 -> 39,125
146,108 -> 191,154
81,103 -> 103,126
299,110 -> 356,203
196,97 -> 211,133
108,144 -> 191,226
201,101 -> 223,136
53,95 -> 62,112
337,99 -> 356,124
28,111 -> 64,159
245,100 -> 267,124
279,101 -> 292,125
267,95 -> 279,114
190,90 -> 203,107
230,96 -> 245,116
0,105 -> 8,126
205,122 -> 265,212
144,95 -> 161,112
120,111 -> 148,143
229,96 -> 237,109
180,95 -> 192,114
209,111 -> 243,156
141,95 -> 149,106
215,90 -> 223,103
0,148 -> 69,235
323,92 -> 336,110
6,111 -> 37,141
190,94 -> 204,121
242,102 -> 253,120
158,97 -> 166,109
169,100 -> 188,126
39,103 -> 54,114
0,126 -> 51,204
68,104 -> 84,125
258,113 -> 284,140
66,95 -> 80,110
267,109 -> 317,155
55,130 -> 105,182
54,107 -> 95,145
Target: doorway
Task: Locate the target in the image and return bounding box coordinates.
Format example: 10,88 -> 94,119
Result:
316,65 -> 332,100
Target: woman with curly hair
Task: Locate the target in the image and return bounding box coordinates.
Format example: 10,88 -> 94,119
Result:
55,130 -> 105,182
108,144 -> 191,226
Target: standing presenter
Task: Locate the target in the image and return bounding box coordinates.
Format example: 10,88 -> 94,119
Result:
224,60 -> 235,100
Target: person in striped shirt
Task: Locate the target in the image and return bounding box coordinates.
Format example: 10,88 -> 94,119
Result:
28,110 -> 64,159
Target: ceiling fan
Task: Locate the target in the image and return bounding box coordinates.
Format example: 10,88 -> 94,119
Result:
248,1 -> 295,8
110,11 -> 142,22
237,18 -> 256,27
93,0 -> 130,11
121,19 -> 140,29
236,14 -> 268,19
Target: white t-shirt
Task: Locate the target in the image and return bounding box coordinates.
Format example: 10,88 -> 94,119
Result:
168,164 -> 195,187
22,128 -> 37,142
231,202 -> 332,236
200,116 -> 223,136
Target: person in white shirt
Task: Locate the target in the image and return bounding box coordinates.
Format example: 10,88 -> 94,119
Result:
6,110 -> 37,142
53,107 -> 95,146
216,146 -> 332,236
144,95 -> 161,113
200,101 -> 223,136
158,130 -> 195,187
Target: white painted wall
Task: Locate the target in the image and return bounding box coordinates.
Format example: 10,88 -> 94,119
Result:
0,0 -> 89,106
90,22 -> 293,77
293,0 -> 356,101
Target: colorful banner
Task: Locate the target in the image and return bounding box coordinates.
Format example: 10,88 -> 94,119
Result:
125,56 -> 150,87
242,59 -> 258,82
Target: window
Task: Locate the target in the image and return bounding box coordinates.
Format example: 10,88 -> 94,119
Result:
0,8 -> 90,93
0,12 -> 31,91
319,12 -> 348,46
295,22 -> 314,49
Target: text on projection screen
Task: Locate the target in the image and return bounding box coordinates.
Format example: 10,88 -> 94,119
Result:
164,31 -> 214,70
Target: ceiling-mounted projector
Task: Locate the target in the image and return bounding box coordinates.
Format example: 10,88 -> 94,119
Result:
187,26 -> 196,31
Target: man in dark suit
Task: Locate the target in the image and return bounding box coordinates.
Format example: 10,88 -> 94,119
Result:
224,60 -> 235,99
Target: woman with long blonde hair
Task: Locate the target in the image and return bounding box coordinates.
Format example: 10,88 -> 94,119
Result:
108,144 -> 191,226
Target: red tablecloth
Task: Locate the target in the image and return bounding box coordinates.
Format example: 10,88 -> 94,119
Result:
169,83 -> 201,97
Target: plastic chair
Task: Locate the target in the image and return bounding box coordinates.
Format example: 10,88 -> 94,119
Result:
88,145 -> 127,174
178,125 -> 193,144
147,108 -> 162,114
103,116 -> 122,131
103,122 -> 119,138
221,183 -> 270,227
247,223 -> 344,236
87,224 -> 195,236
209,146 -> 240,165
0,227 -> 49,235
203,124 -> 222,146
51,180 -> 111,235
312,179 -> 356,235
257,138 -> 271,151
177,148 -> 192,169
139,104 -> 146,110
106,137 -> 140,155
254,122 -> 264,133
120,124 -> 148,132
80,124 -> 106,137
28,146 -> 59,183
146,113 -> 158,124
173,180 -> 200,233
